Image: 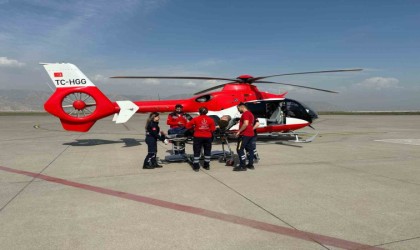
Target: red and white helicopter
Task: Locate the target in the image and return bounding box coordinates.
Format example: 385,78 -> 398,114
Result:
42,63 -> 360,142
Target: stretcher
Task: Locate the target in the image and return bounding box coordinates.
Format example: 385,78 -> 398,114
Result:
162,114 -> 238,165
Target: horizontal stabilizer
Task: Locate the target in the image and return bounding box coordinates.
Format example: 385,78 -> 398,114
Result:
112,113 -> 118,122
115,101 -> 139,123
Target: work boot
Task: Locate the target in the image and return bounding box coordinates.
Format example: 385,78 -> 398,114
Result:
233,166 -> 247,171
152,159 -> 163,168
153,163 -> 163,168
143,163 -> 155,169
203,164 -> 210,170
246,164 -> 255,170
193,163 -> 200,172
143,159 -> 155,169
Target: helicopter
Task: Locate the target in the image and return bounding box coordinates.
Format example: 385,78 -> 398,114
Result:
41,63 -> 361,142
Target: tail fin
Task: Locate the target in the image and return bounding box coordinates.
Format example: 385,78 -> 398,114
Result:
42,63 -> 97,89
42,63 -> 117,132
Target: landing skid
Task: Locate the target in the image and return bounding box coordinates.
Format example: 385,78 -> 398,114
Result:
258,131 -> 318,143
288,132 -> 318,143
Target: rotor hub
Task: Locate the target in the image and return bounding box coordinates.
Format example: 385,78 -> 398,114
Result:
236,74 -> 254,83
237,74 -> 253,78
73,100 -> 87,110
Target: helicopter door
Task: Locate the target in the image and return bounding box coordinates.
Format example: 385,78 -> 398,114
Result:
266,102 -> 286,124
267,105 -> 282,124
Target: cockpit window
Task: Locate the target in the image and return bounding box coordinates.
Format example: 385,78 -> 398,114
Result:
195,95 -> 213,103
245,102 -> 267,118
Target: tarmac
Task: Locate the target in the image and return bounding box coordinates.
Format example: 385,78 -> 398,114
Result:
0,114 -> 419,250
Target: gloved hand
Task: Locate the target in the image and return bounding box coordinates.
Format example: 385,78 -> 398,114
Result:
164,139 -> 169,145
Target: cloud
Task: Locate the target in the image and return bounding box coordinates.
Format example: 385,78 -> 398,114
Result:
204,80 -> 219,85
0,0 -> 168,60
92,74 -> 109,83
196,59 -> 225,67
143,78 -> 160,85
264,85 -> 329,95
355,77 -> 401,90
0,57 -> 25,67
182,81 -> 197,87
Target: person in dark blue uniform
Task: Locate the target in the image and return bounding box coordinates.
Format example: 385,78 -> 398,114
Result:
143,112 -> 167,169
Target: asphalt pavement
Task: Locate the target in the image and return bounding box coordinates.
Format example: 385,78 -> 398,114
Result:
1,115 -> 419,249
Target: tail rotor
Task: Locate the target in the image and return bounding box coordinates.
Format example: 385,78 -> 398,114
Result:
61,92 -> 97,118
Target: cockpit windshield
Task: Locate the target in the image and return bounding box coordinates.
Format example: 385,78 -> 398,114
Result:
245,99 -> 318,124
285,99 -> 318,123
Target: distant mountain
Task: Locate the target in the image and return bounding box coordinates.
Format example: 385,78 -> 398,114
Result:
302,101 -> 346,112
0,89 -> 50,111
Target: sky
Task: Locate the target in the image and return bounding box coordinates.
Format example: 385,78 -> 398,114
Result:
0,0 -> 419,111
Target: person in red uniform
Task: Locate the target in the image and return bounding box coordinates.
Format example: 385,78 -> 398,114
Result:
234,103 -> 255,171
167,104 -> 192,135
186,107 -> 216,172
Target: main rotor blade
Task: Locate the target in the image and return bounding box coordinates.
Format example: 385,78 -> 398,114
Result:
254,80 -> 339,93
194,83 -> 228,95
110,76 -> 238,82
252,69 -> 362,81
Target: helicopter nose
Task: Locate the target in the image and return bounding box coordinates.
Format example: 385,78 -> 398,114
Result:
307,108 -> 318,122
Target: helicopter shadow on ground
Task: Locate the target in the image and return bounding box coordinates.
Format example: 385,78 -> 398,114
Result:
63,138 -> 144,147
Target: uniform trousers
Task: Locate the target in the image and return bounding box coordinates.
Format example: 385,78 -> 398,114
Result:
192,137 -> 212,168
144,135 -> 158,166
237,136 -> 254,167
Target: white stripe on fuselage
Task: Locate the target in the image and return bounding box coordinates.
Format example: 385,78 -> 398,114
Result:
245,98 -> 285,102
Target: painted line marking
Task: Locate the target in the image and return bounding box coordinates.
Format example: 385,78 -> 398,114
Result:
0,165 -> 384,250
374,139 -> 420,146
